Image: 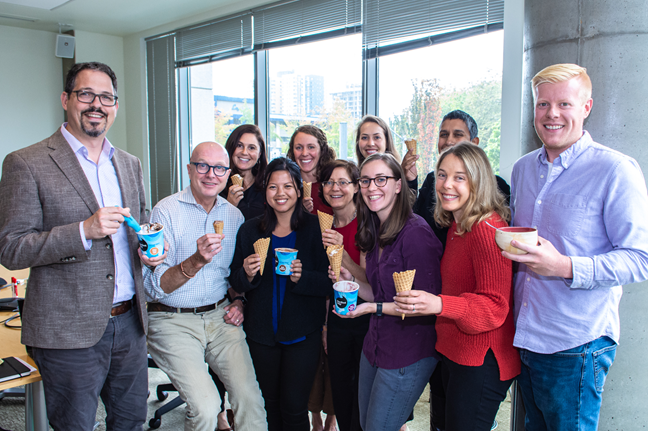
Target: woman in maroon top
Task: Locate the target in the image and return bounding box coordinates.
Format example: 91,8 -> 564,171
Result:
395,143 -> 520,431
332,153 -> 442,431
286,125 -> 336,215
317,160 -> 368,431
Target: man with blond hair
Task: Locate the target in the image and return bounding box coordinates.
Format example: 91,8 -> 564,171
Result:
504,63 -> 648,429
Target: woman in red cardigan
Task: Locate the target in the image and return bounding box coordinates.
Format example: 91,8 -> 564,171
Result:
395,142 -> 520,431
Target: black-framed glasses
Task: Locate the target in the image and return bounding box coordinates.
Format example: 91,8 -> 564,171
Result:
191,162 -> 230,177
322,180 -> 354,188
358,176 -> 395,188
70,90 -> 118,106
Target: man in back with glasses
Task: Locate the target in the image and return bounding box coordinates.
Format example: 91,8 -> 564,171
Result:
143,141 -> 267,431
0,62 -> 158,430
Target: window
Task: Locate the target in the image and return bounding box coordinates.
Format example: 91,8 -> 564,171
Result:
187,55 -> 255,152
379,31 -> 504,183
267,34 -> 362,160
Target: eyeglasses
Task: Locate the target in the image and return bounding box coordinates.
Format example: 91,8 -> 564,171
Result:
190,162 -> 230,177
322,180 -> 354,188
70,90 -> 118,106
358,176 -> 395,188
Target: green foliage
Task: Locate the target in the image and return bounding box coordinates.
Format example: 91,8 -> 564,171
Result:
214,100 -> 254,145
315,98 -> 356,159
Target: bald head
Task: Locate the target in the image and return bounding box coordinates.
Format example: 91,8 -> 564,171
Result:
187,141 -> 231,211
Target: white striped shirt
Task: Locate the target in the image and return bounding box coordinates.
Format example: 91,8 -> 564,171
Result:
144,186 -> 244,308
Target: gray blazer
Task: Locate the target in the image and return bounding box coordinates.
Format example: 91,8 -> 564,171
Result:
0,129 -> 149,349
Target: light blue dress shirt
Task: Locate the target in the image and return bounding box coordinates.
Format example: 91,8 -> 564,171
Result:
144,187 -> 244,308
510,131 -> 648,354
60,124 -> 135,304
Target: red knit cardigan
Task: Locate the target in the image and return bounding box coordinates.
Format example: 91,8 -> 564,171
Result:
435,215 -> 521,381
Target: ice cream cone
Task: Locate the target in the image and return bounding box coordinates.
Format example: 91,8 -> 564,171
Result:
253,237 -> 271,275
393,269 -> 416,319
213,220 -> 224,234
318,210 -> 334,233
303,182 -> 312,199
231,174 -> 243,187
327,244 -> 344,282
405,139 -> 417,156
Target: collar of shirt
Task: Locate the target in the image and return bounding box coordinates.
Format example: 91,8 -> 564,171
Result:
61,123 -> 114,163
536,131 -> 591,170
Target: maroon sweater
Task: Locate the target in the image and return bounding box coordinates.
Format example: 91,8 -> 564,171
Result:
436,215 -> 521,381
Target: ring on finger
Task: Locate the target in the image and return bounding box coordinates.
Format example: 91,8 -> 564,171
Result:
413,304 -> 416,312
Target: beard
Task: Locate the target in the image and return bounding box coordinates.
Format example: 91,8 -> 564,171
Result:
80,107 -> 107,137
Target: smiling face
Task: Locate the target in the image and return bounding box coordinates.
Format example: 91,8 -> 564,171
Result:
266,170 -> 300,216
358,121 -> 387,159
438,119 -> 478,153
360,160 -> 401,223
232,132 -> 261,173
187,142 -> 230,211
435,153 -> 471,222
323,167 -> 358,212
62,69 -> 118,142
534,77 -> 593,161
292,132 -> 321,175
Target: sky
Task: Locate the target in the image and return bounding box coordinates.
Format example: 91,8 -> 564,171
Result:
210,30 -> 504,122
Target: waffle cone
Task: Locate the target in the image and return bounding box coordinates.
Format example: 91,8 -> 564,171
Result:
318,210 -> 334,233
405,139 -> 417,156
327,244 -> 344,282
303,182 -> 312,199
254,237 -> 271,275
213,220 -> 224,234
393,269 -> 416,319
231,174 -> 243,187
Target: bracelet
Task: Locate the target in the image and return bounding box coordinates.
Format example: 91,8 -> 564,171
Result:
180,260 -> 195,279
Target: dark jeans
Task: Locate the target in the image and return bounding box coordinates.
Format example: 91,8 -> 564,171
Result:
247,331 -> 321,431
442,350 -> 513,431
327,327 -> 365,431
32,307 -> 148,431
429,360 -> 446,430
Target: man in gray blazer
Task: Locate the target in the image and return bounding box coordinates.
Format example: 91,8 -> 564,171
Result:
0,62 -> 159,431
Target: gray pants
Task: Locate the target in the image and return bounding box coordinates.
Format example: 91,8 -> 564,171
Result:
32,307 -> 148,431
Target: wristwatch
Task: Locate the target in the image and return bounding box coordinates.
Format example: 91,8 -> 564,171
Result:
232,296 -> 247,306
375,302 -> 383,317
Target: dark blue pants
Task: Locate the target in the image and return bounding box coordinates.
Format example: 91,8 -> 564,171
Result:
32,307 -> 148,431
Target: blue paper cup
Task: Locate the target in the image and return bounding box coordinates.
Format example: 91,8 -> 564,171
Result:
333,281 -> 360,315
137,226 -> 164,258
275,248 -> 298,275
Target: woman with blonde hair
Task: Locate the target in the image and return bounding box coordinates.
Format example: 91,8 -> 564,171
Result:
395,142 -> 520,431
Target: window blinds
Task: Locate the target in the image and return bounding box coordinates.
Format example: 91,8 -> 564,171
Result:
363,0 -> 504,51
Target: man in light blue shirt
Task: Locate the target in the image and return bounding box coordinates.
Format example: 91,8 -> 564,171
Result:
505,63 -> 648,430
144,142 -> 267,431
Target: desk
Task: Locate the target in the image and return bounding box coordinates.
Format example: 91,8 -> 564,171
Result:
0,266 -> 48,431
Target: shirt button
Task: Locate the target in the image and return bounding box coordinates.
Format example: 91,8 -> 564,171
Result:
540,175 -> 544,178
527,277 -> 530,282
105,243 -> 112,249
537,200 -> 542,204
107,274 -> 114,280
523,302 -> 528,307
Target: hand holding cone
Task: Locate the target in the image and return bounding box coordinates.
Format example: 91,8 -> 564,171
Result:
303,182 -> 312,199
327,244 -> 344,282
253,238 -> 270,275
231,174 -> 243,187
213,220 -> 224,234
405,139 -> 417,156
393,269 -> 416,320
318,210 -> 334,233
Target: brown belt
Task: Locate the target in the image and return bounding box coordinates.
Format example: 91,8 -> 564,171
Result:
111,298 -> 133,317
148,296 -> 228,314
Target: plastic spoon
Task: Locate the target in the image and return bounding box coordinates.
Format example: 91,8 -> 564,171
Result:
123,214 -> 141,233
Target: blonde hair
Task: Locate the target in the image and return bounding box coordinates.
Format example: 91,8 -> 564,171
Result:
433,142 -> 509,235
532,63 -> 592,103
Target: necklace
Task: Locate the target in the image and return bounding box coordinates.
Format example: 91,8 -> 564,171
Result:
333,210 -> 357,229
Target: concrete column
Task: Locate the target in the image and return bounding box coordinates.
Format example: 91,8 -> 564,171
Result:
522,1 -> 648,428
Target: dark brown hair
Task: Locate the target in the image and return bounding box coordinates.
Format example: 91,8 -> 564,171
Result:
224,124 -> 267,190
354,115 -> 401,165
318,160 -> 360,208
65,62 -> 118,95
259,157 -> 307,234
356,153 -> 413,252
286,125 -> 336,180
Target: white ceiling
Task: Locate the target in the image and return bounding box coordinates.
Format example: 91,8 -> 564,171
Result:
0,0 -> 244,36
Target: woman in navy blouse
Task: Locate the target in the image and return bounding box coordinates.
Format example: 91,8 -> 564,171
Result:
230,157 -> 332,431
333,153 -> 443,430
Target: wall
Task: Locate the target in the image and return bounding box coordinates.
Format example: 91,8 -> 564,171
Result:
0,25 -> 63,175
